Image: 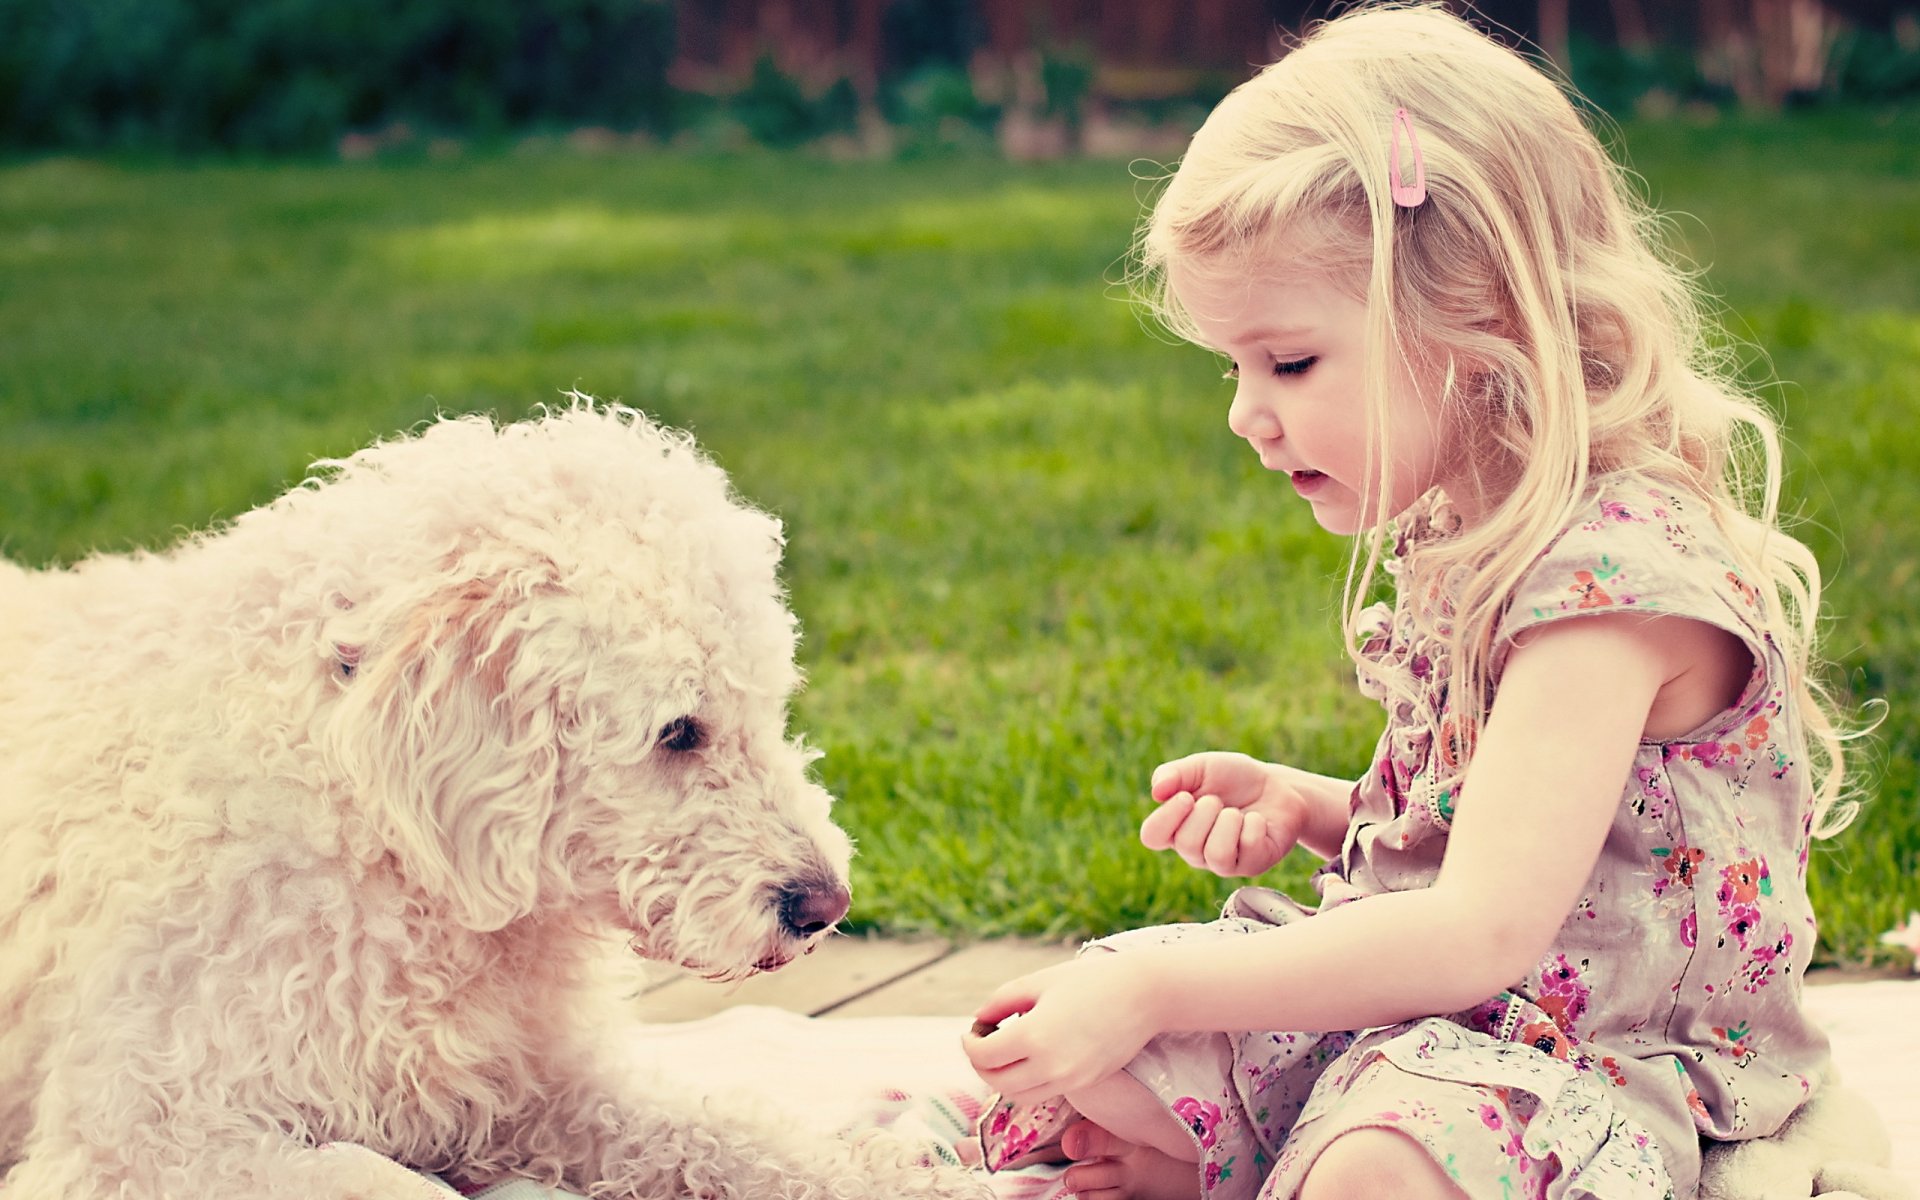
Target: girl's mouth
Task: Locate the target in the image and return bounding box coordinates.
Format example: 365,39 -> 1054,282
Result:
1290,469 -> 1327,497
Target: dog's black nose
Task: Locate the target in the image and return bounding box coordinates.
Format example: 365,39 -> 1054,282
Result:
777,879 -> 851,938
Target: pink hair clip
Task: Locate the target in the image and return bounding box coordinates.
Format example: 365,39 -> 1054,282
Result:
1390,107 -> 1427,209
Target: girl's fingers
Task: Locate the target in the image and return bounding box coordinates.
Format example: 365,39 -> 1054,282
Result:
1138,791 -> 1193,851
1062,1123 -> 1133,1162
972,1053 -> 1058,1100
967,985 -> 1039,1068
1170,794 -> 1221,866
1237,810 -> 1288,875
1202,804 -> 1245,875
1149,758 -> 1199,802
961,1028 -> 1026,1072
1063,1162 -> 1128,1197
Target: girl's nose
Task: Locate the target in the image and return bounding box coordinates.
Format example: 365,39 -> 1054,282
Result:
1227,384 -> 1278,441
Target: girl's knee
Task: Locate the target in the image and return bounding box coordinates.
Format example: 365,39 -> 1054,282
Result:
1297,1127 -> 1465,1200
1063,1072 -> 1199,1164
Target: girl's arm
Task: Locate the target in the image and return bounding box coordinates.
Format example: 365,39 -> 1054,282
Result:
1265,763 -> 1358,859
968,612 -> 1715,1104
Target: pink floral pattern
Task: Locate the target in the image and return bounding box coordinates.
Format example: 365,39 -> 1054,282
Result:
1173,1096 -> 1225,1148
1337,477 -> 1827,1155
979,476 -> 1827,1200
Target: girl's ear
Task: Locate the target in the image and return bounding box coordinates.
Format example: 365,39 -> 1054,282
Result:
326,575 -> 560,932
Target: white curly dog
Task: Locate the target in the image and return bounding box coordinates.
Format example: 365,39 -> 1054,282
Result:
0,403 -> 988,1200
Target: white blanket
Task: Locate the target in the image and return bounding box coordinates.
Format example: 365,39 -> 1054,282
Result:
329,979 -> 1919,1197
1799,980 -> 1918,1172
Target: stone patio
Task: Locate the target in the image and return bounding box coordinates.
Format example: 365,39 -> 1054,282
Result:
637,936 -> 1079,1021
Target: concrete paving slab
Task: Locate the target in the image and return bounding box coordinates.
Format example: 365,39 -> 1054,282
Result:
824,939 -> 1080,1018
638,935 -> 952,1022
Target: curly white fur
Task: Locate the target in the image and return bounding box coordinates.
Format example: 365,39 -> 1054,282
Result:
1699,1082 -> 1912,1200
0,401 -> 989,1200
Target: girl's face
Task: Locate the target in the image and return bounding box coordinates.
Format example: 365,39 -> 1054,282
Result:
1169,255 -> 1460,536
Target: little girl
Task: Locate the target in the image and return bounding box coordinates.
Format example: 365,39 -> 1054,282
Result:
961,6 -> 1854,1200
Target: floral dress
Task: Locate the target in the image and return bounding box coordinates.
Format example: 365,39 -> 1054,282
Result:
977,475 -> 1830,1200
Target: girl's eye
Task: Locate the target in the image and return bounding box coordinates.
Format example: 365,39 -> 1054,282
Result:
1221,357 -> 1317,381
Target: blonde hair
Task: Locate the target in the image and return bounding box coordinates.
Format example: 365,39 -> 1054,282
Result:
1134,2 -> 1855,835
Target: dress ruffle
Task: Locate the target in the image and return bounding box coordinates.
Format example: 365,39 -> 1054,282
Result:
1350,492 -> 1468,828
1267,1020 -> 1675,1200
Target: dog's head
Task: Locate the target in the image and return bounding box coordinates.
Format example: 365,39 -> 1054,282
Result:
311,401 -> 853,978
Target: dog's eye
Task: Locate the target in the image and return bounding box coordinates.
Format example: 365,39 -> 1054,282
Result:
658,716 -> 706,753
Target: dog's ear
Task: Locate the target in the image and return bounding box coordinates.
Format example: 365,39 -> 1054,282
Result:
326,574 -> 560,932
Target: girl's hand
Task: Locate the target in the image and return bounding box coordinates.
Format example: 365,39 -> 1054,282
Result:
1141,752 -> 1311,877
960,954 -> 1162,1107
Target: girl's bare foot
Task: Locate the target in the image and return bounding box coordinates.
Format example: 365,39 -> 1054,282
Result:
1059,1121 -> 1201,1200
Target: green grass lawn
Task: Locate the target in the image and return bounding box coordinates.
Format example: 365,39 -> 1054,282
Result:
2,106 -> 1915,966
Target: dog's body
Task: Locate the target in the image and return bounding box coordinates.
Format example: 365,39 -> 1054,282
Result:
0,404 -> 986,1199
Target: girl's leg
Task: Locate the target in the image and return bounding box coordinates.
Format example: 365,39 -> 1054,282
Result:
1296,1127 -> 1469,1200
1057,1121 -> 1201,1200
1065,1071 -> 1199,1163
1056,1072 -> 1203,1200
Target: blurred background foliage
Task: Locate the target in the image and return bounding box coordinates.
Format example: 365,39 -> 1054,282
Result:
2,0 -> 1917,156
0,0 -> 681,152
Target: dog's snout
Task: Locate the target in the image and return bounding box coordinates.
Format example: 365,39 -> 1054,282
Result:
776,879 -> 851,938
